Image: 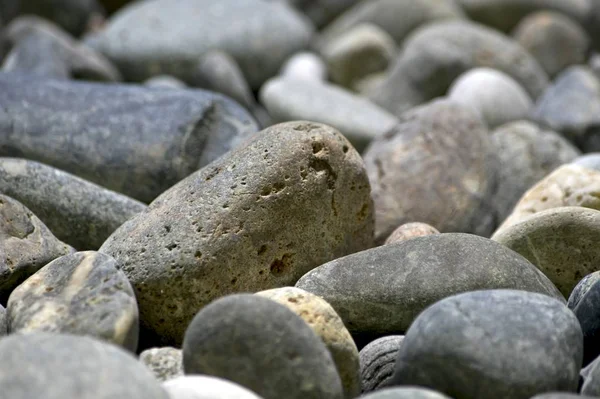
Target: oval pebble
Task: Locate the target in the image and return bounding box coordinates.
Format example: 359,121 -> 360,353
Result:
384,223 -> 439,245
162,376 -> 263,399
359,335 -> 405,393
359,387 -> 451,399
140,347 -> 184,382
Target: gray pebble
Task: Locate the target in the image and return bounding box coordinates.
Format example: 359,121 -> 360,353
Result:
162,376 -> 263,399
359,336 -> 404,393
140,347 -> 183,382
359,387 -> 451,399
568,271 -> 600,310
280,52 -> 327,82
145,76 -> 187,90
0,304 -> 6,336
571,153 -> 600,171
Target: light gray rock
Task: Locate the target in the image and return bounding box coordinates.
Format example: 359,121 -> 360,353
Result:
572,153 -> 600,171
7,251 -> 138,351
145,76 -> 187,90
99,121 -> 374,345
359,336 -> 405,393
296,233 -> 564,337
163,376 -> 263,399
260,77 -> 398,152
0,73 -> 258,203
140,347 -> 183,382
0,333 -> 169,399
182,294 -> 343,399
360,387 -> 451,399
280,52 -> 327,82
391,290 -> 583,398
87,0 -> 314,88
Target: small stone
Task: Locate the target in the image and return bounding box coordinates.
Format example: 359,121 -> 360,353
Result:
391,290 -> 583,398
256,287 -> 360,399
280,52 -> 327,82
567,272 -> 600,366
8,251 -> 139,351
162,376 -> 263,399
581,351 -> 600,395
0,333 -> 168,399
571,153 -> 600,171
260,77 -> 398,152
512,11 -> 590,78
182,294 -> 343,399
384,223 -> 439,245
447,68 -> 533,129
568,271 -> 600,310
145,76 -> 187,90
139,347 -> 183,382
359,335 -> 404,393
359,387 -> 451,399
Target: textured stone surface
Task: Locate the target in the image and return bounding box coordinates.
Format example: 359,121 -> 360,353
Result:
362,99 -> 495,242
100,121 -> 374,345
384,222 -> 439,245
493,207 -> 600,297
260,77 -> 398,152
360,387 -> 451,399
0,158 -> 146,250
0,73 -> 258,203
182,294 -> 343,399
0,194 -> 73,300
163,376 -> 263,399
256,287 -> 359,399
296,233 -> 563,336
371,21 -> 549,116
0,333 -> 168,398
359,335 -> 404,393
139,347 -> 183,382
8,251 -> 138,351
87,0 -> 313,88
391,290 -> 583,398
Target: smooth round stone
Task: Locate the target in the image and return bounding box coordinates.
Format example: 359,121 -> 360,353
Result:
360,387 -> 451,399
568,271 -> 600,310
0,194 -> 73,299
362,99 -> 495,242
87,0 -> 314,88
256,287 -> 360,399
581,354 -> 600,395
447,68 -> 533,128
100,121 -> 374,345
371,21 -> 549,116
490,121 -> 580,224
391,290 -> 583,398
359,336 -> 404,393
280,52 -> 327,82
572,153 -> 600,171
296,233 -> 564,337
567,272 -> 600,366
182,294 -> 344,399
321,24 -> 396,91
145,75 -> 187,90
8,251 -> 139,351
0,333 -> 168,399
163,376 -> 263,399
512,11 -> 590,78
493,207 -> 600,298
140,347 -> 183,382
384,223 -> 439,245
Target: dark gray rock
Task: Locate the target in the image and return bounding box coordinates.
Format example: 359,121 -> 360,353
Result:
531,394 -> 596,399
87,0 -> 314,89
0,157 -> 147,250
0,73 -> 258,203
100,121 -> 374,345
277,0 -> 361,29
296,233 -> 564,337
139,347 -> 183,382
7,251 -> 138,351
0,194 -> 73,300
0,333 -> 169,399
359,387 -> 451,399
162,376 -> 263,399
568,271 -> 600,310
371,21 -> 549,116
182,294 -> 343,399
391,290 -> 583,398
362,99 -> 495,243
359,335 -> 405,393
567,272 -> 600,366
1,16 -> 120,81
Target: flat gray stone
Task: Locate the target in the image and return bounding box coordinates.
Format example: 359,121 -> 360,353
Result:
182,294 -> 343,399
360,387 -> 451,399
0,73 -> 258,203
296,233 -> 564,336
359,335 -> 405,393
391,290 -> 583,398
140,347 -> 183,382
100,121 -> 374,345
7,251 -> 138,351
162,376 -> 263,399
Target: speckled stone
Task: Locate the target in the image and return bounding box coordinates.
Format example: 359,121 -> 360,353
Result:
182,294 -> 343,399
162,376 -> 263,399
0,333 -> 168,399
100,121 -> 374,345
384,223 -> 439,245
8,251 -> 138,351
256,287 -> 359,399
0,157 -> 147,250
360,387 -> 451,399
139,347 -> 183,382
0,194 -> 73,300
359,335 -> 404,393
391,290 -> 583,398
0,72 -> 258,203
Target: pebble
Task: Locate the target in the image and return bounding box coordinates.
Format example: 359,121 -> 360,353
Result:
359,335 -> 405,393
7,251 -> 139,351
362,99 -> 495,243
140,347 -> 184,382
572,153 -> 600,171
568,271 -> 600,310
391,290 -> 583,398
182,294 -> 343,399
0,333 -> 168,399
100,121 -> 374,345
384,222 -> 439,245
581,353 -> 600,395
359,387 -> 451,399
0,72 -> 258,203
0,194 -> 73,300
567,272 -> 600,366
145,76 -> 187,90
163,376 -> 263,399
447,68 -> 533,129
512,11 -> 590,78
256,286 -> 360,399
280,52 -> 327,82
259,77 -> 398,152
296,233 -> 563,338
